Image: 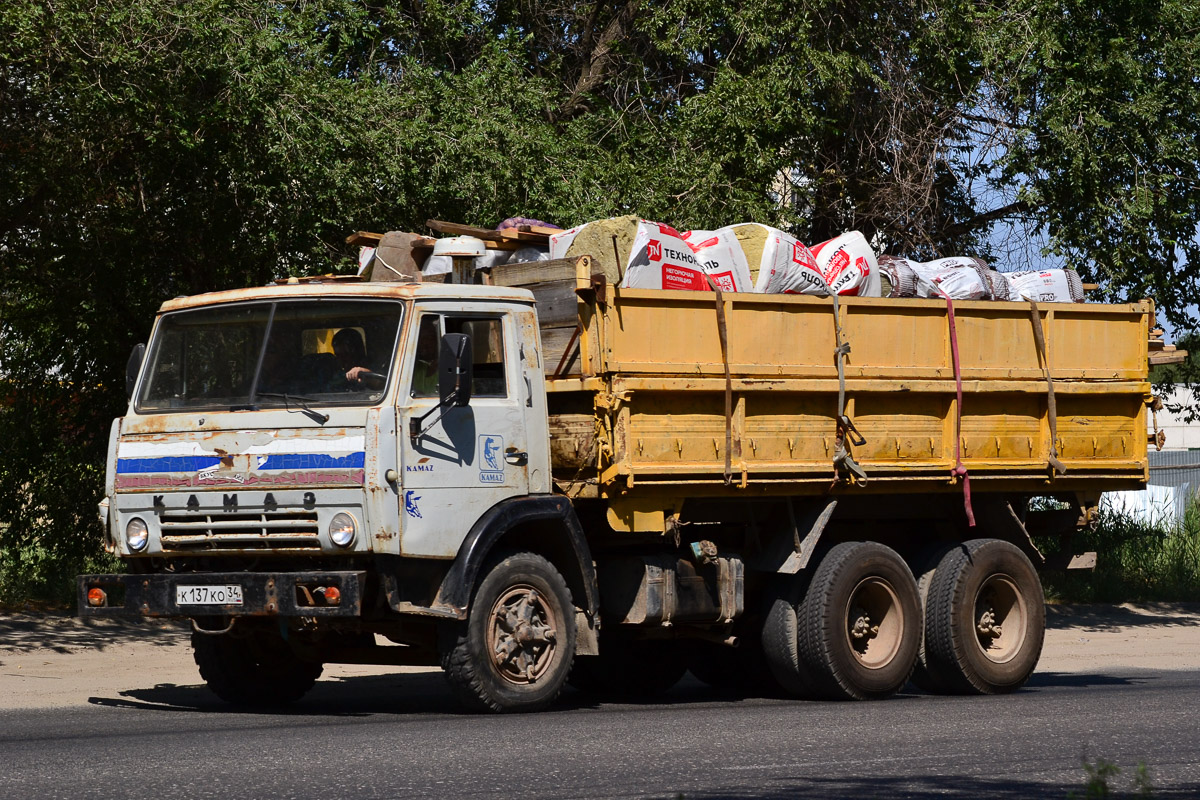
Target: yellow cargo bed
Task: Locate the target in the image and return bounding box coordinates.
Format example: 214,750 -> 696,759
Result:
540,259 -> 1151,508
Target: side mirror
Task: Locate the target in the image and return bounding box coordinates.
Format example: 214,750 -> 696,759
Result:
126,343 -> 146,400
439,333 -> 472,407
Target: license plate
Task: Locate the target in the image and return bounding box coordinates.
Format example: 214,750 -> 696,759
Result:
176,584 -> 244,606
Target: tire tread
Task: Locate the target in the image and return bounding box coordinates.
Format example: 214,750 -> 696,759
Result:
923,538 -> 1045,695
440,550 -> 576,713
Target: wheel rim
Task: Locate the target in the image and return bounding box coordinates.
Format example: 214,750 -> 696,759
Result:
486,584 -> 559,685
844,576 -> 905,669
973,573 -> 1026,664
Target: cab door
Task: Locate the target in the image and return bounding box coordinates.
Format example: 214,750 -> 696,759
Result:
397,306 -> 530,558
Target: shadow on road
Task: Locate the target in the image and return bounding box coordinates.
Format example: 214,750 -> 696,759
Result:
86,673 -> 950,718
90,671 -> 458,716
1045,602 -> 1200,631
672,775 -> 1199,799
1023,670 -> 1156,689
0,612 -> 187,655
79,667 -> 1165,724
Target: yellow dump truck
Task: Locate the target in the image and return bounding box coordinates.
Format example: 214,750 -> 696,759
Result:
80,255 -> 1154,711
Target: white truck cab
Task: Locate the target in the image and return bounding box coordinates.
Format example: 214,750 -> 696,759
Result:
83,280 -> 596,712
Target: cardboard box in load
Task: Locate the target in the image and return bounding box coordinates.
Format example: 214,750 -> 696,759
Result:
366,231 -> 427,282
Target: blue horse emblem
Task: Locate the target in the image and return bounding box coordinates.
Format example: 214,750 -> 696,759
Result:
404,490 -> 422,519
482,436 -> 502,471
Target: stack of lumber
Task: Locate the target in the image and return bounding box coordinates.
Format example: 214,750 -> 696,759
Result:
1148,328 -> 1188,366
347,220 -> 557,284
490,256 -> 586,377
348,222 -> 579,373
425,219 -> 558,247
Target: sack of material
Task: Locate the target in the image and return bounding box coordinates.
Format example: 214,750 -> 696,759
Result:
810,231 -> 881,296
680,229 -> 754,292
507,246 -> 549,264
985,270 -> 1012,301
367,231 -> 426,282
724,223 -> 828,295
551,217 -> 721,291
1004,269 -> 1085,303
878,255 -> 920,298
550,215 -> 642,285
909,257 -> 993,300
622,222 -> 711,290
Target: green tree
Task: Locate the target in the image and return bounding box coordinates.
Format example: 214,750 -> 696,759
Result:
2,0 -> 1199,600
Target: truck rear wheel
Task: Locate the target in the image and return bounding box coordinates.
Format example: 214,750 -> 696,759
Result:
795,541 -> 921,700
441,551 -> 576,713
762,576 -> 816,697
192,628 -> 322,707
910,544 -> 956,692
922,538 -> 1045,694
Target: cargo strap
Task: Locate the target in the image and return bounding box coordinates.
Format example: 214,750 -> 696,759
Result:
1027,298 -> 1067,475
830,292 -> 868,485
705,277 -> 734,485
941,291 -> 976,527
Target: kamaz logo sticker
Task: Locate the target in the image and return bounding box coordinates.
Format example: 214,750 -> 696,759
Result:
405,490 -> 422,519
479,435 -> 504,484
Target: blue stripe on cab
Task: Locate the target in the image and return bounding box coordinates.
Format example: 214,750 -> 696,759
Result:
116,452 -> 366,474
257,453 -> 366,470
116,456 -> 222,474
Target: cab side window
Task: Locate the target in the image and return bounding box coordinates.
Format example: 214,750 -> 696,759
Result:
411,315 -> 508,398
410,315 -> 441,398
448,317 -> 506,397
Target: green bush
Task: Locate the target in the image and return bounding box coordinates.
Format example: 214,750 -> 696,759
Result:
1040,498 -> 1200,604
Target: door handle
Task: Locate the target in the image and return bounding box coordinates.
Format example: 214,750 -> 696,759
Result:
505,450 -> 528,466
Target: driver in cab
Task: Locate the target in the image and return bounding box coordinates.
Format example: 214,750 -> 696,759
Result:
332,328 -> 384,390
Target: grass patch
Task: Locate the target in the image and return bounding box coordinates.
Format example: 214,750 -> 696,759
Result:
1070,757 -> 1154,798
0,540 -> 121,610
1039,499 -> 1200,604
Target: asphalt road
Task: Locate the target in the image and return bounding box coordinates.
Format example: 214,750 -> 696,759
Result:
2,667 -> 1198,799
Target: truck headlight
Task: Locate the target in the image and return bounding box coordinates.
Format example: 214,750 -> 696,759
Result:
126,517 -> 149,552
329,513 -> 356,547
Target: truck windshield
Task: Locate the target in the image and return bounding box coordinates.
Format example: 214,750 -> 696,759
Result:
136,299 -> 404,413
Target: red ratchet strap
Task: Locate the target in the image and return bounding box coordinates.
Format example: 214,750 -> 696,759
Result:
940,290 -> 976,527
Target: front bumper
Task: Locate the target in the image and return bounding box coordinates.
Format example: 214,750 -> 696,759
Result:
77,571 -> 367,618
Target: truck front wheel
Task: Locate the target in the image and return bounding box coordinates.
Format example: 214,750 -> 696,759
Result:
921,538 -> 1045,694
796,541 -> 921,700
192,627 -> 322,707
441,551 -> 576,713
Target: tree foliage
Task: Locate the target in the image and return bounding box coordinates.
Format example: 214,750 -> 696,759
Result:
2,0 -> 1198,600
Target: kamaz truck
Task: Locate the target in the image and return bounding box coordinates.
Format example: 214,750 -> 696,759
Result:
79,256 -> 1153,711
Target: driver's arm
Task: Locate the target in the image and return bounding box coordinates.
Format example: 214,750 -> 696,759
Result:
346,365 -> 385,389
